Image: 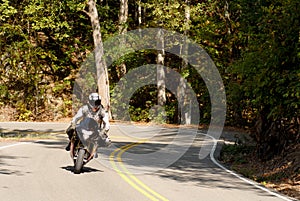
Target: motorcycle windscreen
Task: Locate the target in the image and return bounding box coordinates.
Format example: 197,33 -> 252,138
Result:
76,117 -> 99,151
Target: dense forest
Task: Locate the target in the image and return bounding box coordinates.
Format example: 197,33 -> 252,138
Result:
0,0 -> 299,161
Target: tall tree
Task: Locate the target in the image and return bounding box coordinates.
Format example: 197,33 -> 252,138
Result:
87,0 -> 110,113
138,0 -> 142,31
156,29 -> 166,108
119,0 -> 128,34
177,0 -> 192,124
117,0 -> 128,78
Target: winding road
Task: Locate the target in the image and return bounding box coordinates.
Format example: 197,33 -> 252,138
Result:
0,122 -> 296,201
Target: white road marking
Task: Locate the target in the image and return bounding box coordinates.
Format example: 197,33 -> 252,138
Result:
0,142 -> 31,150
199,132 -> 295,201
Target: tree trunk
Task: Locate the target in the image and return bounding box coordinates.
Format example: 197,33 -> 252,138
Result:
138,0 -> 142,32
178,0 -> 191,124
119,0 -> 128,34
87,0 -> 110,113
117,0 -> 128,79
157,29 -> 166,107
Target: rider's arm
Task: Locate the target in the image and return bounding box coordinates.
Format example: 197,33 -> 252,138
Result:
102,112 -> 110,132
98,108 -> 110,132
71,106 -> 85,126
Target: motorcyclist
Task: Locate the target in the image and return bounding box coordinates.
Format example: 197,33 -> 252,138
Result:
65,92 -> 111,157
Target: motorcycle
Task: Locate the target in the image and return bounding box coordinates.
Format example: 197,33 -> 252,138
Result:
68,118 -> 109,174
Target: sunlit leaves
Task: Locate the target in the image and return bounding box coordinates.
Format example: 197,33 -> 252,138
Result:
0,0 -> 17,22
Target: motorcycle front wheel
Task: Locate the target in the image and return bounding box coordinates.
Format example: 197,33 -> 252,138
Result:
74,149 -> 85,174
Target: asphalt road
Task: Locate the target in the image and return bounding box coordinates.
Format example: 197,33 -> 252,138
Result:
0,122 -> 296,201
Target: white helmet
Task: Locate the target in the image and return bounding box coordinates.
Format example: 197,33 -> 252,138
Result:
88,93 -> 101,109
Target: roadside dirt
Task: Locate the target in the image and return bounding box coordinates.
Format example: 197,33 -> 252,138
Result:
219,127 -> 300,200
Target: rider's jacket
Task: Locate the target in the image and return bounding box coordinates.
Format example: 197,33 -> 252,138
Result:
71,105 -> 110,131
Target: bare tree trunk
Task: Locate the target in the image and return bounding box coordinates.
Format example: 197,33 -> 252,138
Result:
117,0 -> 128,79
138,0 -> 142,32
178,0 -> 191,124
87,0 -> 110,113
157,29 -> 166,107
119,0 -> 128,34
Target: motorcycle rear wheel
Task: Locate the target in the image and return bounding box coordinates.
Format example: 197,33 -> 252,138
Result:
74,149 -> 85,174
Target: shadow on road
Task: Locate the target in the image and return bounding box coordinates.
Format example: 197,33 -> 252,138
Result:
0,127 -> 64,138
0,155 -> 31,176
34,140 -> 67,149
105,139 -> 280,199
61,166 -> 103,174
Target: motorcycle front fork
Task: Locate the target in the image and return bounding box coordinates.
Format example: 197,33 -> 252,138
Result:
73,149 -> 89,164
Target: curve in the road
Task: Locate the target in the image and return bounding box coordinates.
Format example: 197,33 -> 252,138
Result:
110,141 -> 169,201
110,131 -> 294,201
199,132 -> 294,201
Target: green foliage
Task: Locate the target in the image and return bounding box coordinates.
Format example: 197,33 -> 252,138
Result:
0,0 -> 91,120
220,144 -> 255,178
230,0 -> 299,119
0,0 -> 17,21
0,0 -> 299,161
226,0 -> 300,159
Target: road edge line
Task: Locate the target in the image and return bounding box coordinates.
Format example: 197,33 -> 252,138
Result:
0,142 -> 31,150
199,132 -> 295,201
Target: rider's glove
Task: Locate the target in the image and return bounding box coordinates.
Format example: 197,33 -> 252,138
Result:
70,122 -> 76,129
66,122 -> 76,140
101,129 -> 110,146
105,137 -> 111,147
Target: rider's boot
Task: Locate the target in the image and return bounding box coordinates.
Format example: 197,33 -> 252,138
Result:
105,137 -> 111,147
65,141 -> 71,151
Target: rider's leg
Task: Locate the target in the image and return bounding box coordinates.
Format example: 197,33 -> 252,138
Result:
65,142 -> 71,151
65,127 -> 74,151
69,141 -> 75,159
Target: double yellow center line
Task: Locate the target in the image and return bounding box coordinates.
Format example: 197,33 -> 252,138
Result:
109,141 -> 169,201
